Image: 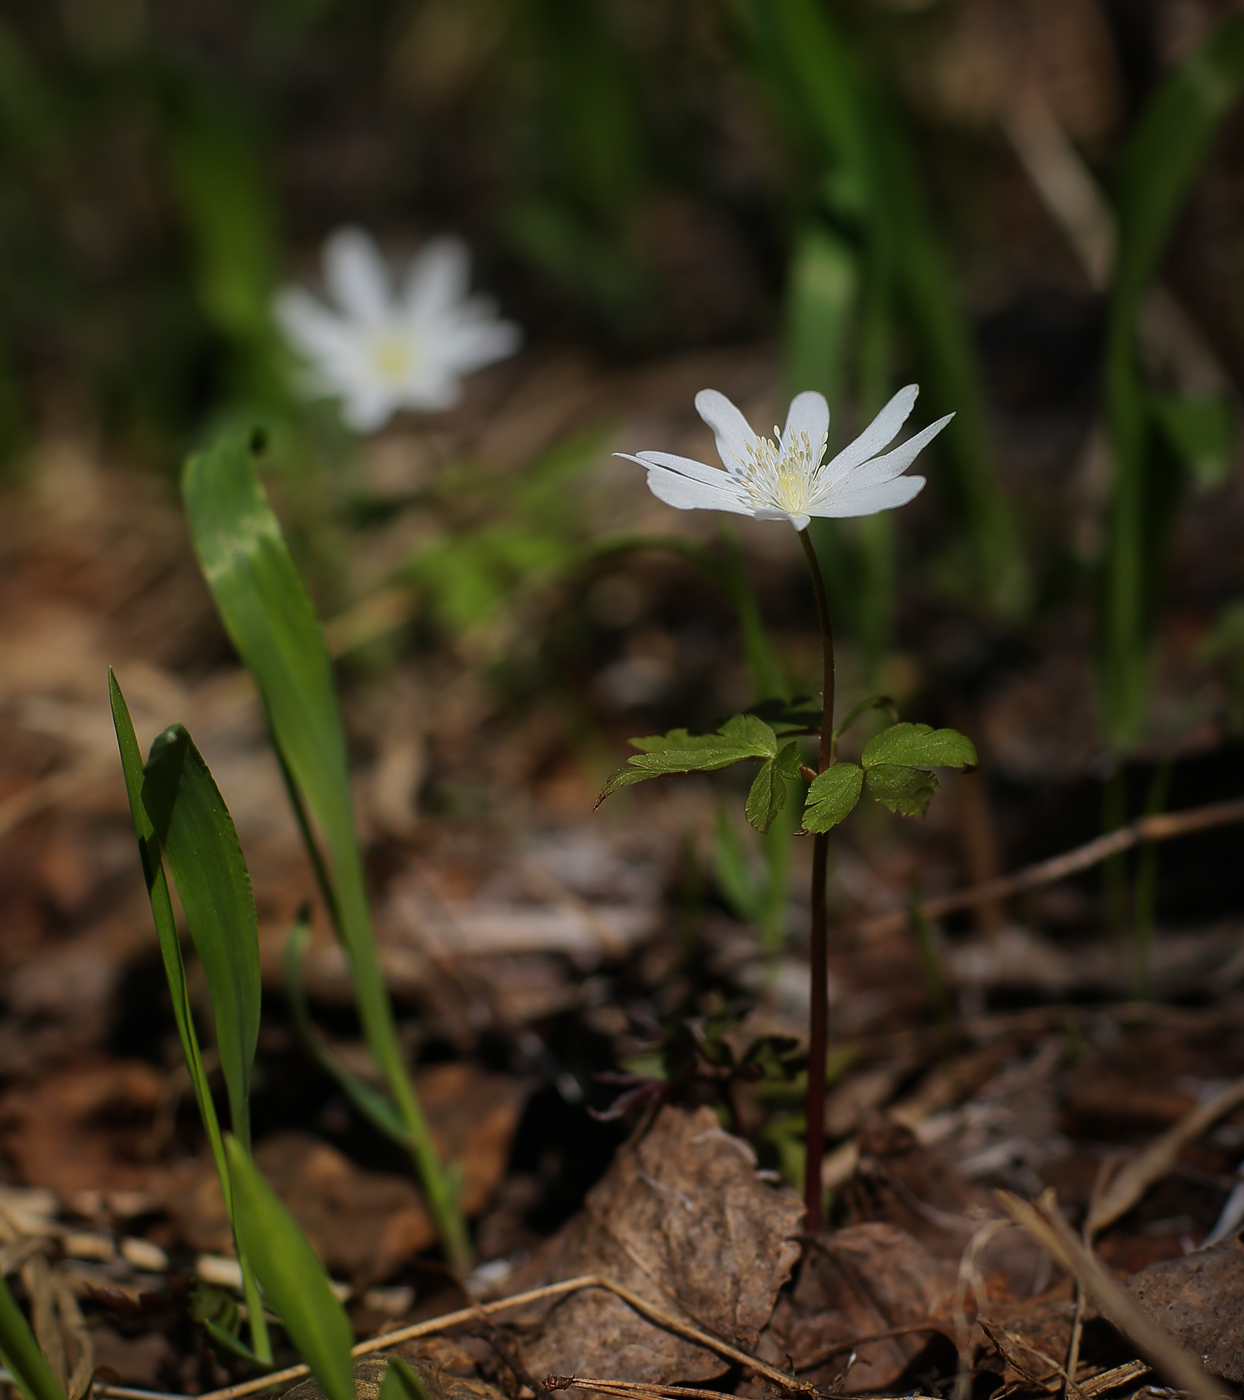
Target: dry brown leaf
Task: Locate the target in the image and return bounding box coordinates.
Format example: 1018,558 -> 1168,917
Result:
1125,1233 -> 1244,1384
996,1190 -> 1230,1400
163,1065 -> 528,1281
503,1106 -> 803,1385
758,1222 -> 955,1393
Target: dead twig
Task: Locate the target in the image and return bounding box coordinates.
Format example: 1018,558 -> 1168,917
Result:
996,1190 -> 1230,1400
188,1274 -> 817,1400
545,1379 -> 732,1400
859,797 -> 1244,940
1086,1074 -> 1244,1237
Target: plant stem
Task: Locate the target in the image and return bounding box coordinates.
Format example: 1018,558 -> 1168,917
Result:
798,528 -> 835,1235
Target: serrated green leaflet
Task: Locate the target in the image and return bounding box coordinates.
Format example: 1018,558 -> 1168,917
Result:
183,432 -> 466,1273
141,724 -> 260,1147
802,763 -> 863,833
225,1137 -> 355,1400
745,741 -> 802,835
0,1273 -> 67,1400
861,723 -> 977,771
380,1359 -> 434,1400
865,764 -> 939,819
597,714 -> 778,805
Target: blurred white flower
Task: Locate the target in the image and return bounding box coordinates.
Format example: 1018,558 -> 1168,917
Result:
618,386 -> 952,531
274,227 -> 521,432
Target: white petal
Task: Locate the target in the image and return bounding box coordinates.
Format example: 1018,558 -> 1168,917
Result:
781,391 -> 829,456
273,288 -> 355,363
324,227 -> 391,322
614,452 -> 752,515
821,384 -> 918,485
812,474 -> 926,519
399,373 -> 463,411
695,389 -> 758,475
646,469 -> 754,514
403,237 -> 471,322
440,315 -> 522,372
341,385 -> 398,432
812,413 -> 953,509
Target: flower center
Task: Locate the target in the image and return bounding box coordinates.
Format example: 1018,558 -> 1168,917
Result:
739,427 -> 827,516
369,333 -> 419,385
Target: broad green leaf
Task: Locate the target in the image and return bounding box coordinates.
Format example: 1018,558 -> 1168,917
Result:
745,741 -> 803,835
597,714 -> 778,805
801,763 -> 863,833
866,764 -> 939,819
283,919 -> 410,1145
141,724 -> 260,1147
0,1273 -> 66,1400
109,675 -> 271,1363
108,673 -> 225,1185
183,433 -> 466,1272
380,1359 -> 434,1400
861,722 -> 977,771
225,1137 -> 355,1400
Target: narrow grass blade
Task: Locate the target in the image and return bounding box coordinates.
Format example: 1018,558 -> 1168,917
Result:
111,674 -> 271,1363
225,1137 -> 355,1400
141,724 -> 260,1147
380,1358 -> 433,1400
283,918 -> 411,1144
0,1274 -> 66,1400
108,672 -> 226,1183
1103,16 -> 1244,748
182,432 -> 467,1272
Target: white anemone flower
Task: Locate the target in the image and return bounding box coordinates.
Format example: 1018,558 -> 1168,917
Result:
274,227 -> 521,432
618,386 -> 953,531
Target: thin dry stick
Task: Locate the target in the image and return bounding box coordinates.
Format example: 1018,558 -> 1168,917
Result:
996,1190 -> 1231,1400
859,796 -> 1244,940
1065,1159 -> 1117,1400
1087,1073 -> 1244,1236
190,1274 -> 816,1400
546,1379 -> 733,1400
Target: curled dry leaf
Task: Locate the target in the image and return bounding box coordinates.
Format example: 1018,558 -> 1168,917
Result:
501,1106 -> 804,1385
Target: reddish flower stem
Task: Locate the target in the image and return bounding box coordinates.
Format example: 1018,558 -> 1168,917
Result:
797,527 -> 835,1235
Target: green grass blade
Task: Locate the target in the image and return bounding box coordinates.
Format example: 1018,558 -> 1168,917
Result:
108,672 -> 227,1185
225,1137 -> 355,1400
141,724 -> 261,1148
182,432 -> 467,1272
380,1358 -> 434,1400
283,919 -> 412,1144
0,1275 -> 66,1400
1102,16 -> 1244,748
111,675 -> 271,1363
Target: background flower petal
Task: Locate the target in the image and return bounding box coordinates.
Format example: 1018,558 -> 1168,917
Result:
403,237 -> 471,323
323,227 -> 391,321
